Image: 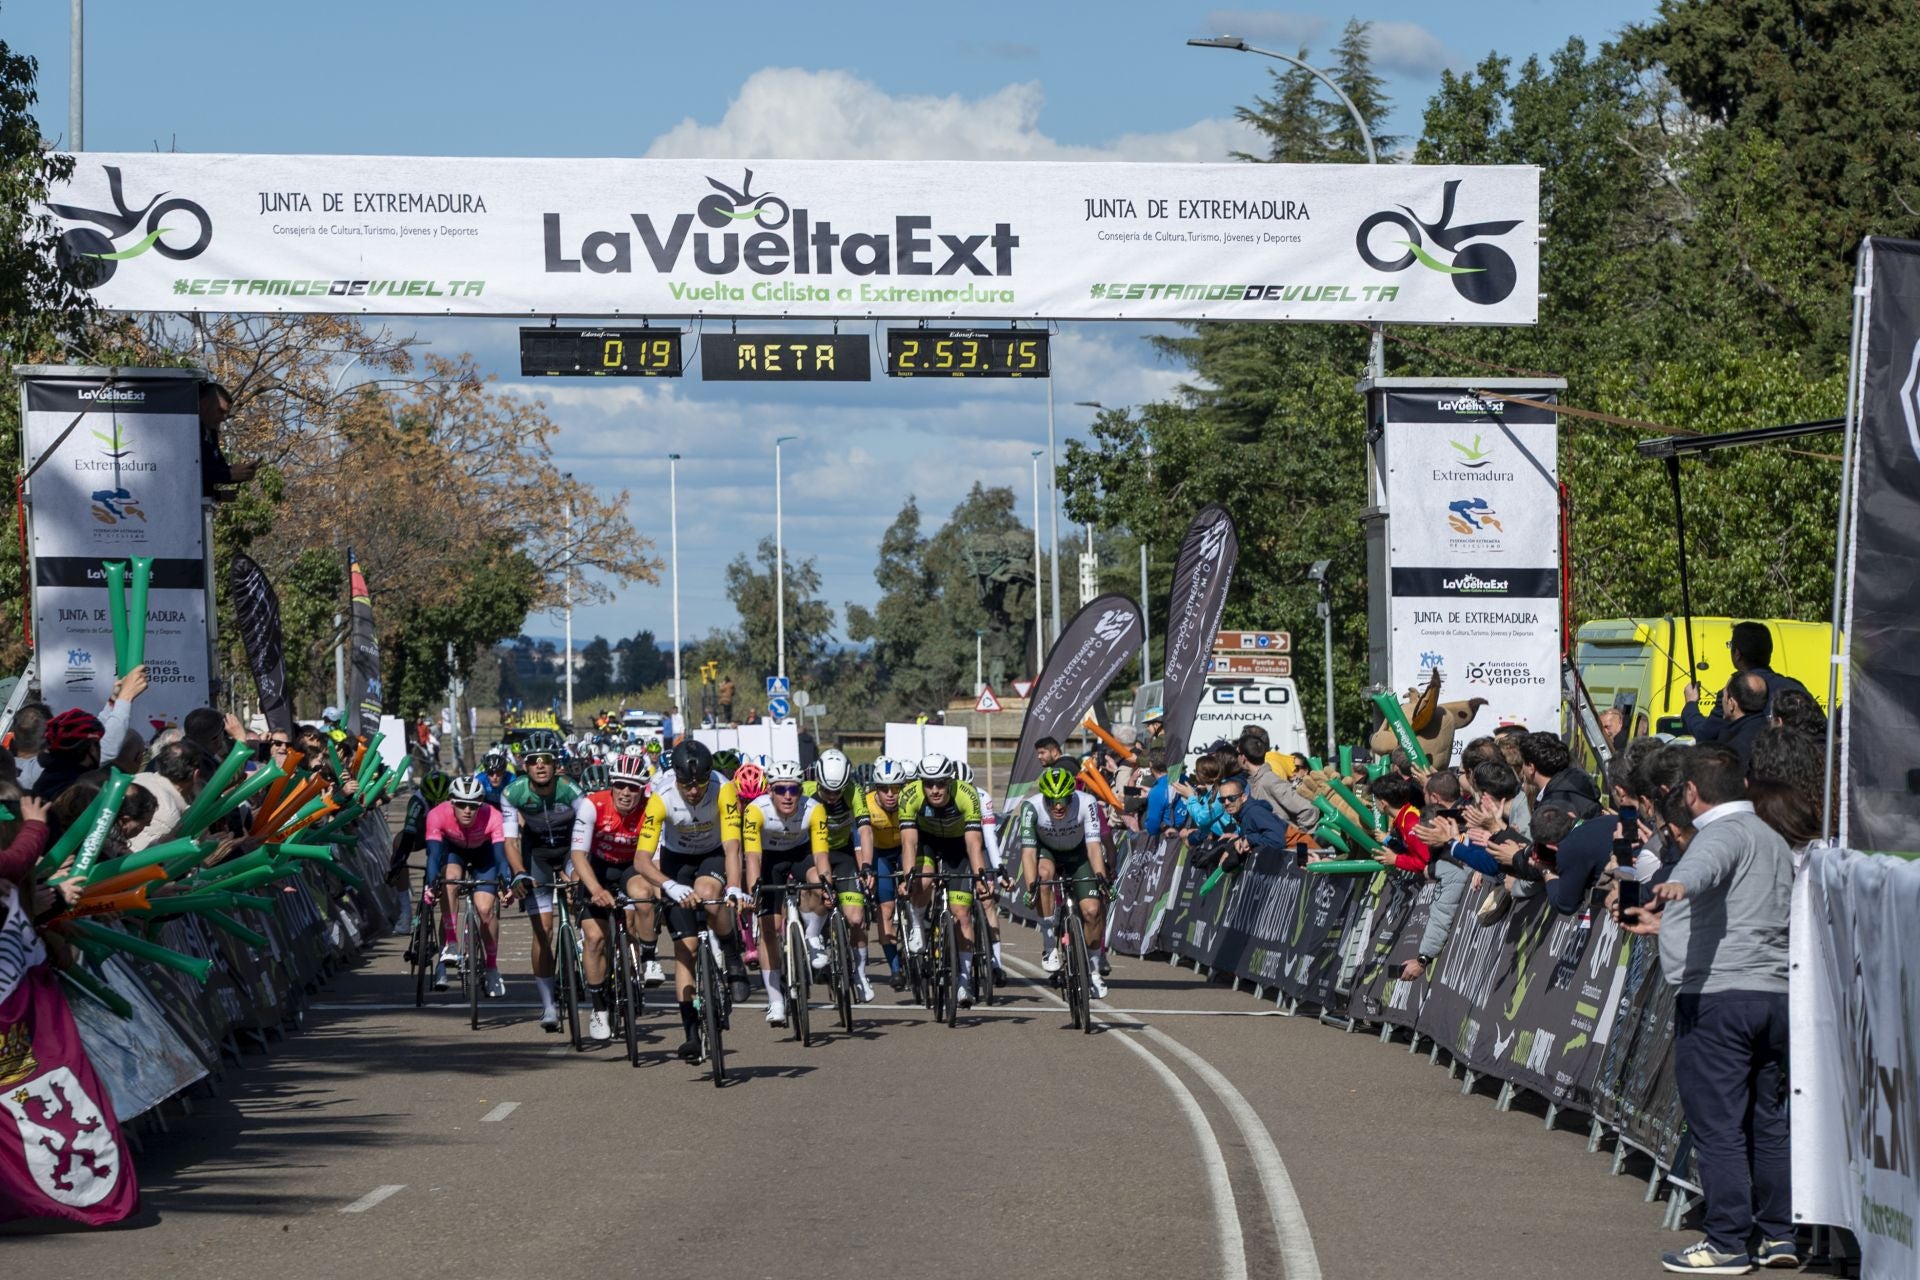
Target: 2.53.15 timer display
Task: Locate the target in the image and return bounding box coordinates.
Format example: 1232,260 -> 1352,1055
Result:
520,327 -> 684,377
886,329 -> 1049,378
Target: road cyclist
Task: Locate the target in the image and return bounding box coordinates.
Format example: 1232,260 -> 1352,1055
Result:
898,753 -> 996,1009
628,739 -> 750,1063
1019,764 -> 1113,1000
567,750 -> 665,1044
424,775 -> 511,998
809,749 -> 876,1004
954,760 -> 1010,987
742,759 -> 833,1026
855,755 -> 914,990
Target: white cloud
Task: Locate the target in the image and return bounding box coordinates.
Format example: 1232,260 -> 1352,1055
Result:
1367,21 -> 1464,78
1198,10 -> 1327,52
645,67 -> 1258,163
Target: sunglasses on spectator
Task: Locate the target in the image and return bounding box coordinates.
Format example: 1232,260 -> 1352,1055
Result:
1219,790 -> 1246,804
771,784 -> 804,797
270,737 -> 291,749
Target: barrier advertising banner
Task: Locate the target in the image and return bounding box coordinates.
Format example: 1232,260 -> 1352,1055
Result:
46,155 -> 1538,325
1156,504 -> 1239,770
1793,847 -> 1920,1280
1382,385 -> 1561,735
1839,237 -> 1920,855
20,370 -> 212,730
230,553 -> 293,734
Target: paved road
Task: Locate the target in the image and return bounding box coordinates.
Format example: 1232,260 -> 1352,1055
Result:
7,908 -> 1697,1278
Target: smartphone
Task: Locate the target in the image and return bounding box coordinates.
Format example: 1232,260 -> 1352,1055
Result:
1614,804 -> 1642,911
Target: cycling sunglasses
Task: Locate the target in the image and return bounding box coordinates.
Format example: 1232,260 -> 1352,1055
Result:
451,800 -> 481,812
610,781 -> 644,794
770,783 -> 804,797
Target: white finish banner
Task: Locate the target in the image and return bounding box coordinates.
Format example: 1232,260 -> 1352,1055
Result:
21,371 -> 212,732
45,154 -> 1539,324
1382,387 -> 1561,736
1792,846 -> 1920,1279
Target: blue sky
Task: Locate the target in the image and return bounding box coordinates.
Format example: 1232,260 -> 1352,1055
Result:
13,0 -> 1655,650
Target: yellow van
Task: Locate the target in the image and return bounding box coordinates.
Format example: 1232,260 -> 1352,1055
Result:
1573,617 -> 1838,738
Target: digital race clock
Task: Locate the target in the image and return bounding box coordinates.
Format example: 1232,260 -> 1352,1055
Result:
519,327 -> 684,377
885,329 -> 1050,378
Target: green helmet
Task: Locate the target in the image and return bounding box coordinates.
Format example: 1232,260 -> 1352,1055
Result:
1037,765 -> 1077,802
580,763 -> 612,792
711,747 -> 742,778
420,771 -> 453,804
521,728 -> 565,761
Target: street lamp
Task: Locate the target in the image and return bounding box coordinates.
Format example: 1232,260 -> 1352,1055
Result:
1046,380 -> 1061,644
975,628 -> 987,696
1309,559 -> 1336,759
563,475 -> 575,726
667,453 -> 683,732
1188,35 -> 1384,378
1030,450 -> 1046,675
774,434 -> 799,685
1078,400 -> 1152,684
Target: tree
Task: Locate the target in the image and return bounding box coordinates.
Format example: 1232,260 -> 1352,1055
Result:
623,628 -> 669,690
1325,19 -> 1402,160
577,636 -> 612,699
1232,49 -> 1325,163
725,538 -> 834,680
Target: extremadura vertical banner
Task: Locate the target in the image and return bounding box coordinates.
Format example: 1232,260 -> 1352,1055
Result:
20,369 -> 212,730
1157,504 -> 1239,770
1839,237 -> 1920,855
229,554 -> 293,734
1004,594 -> 1143,801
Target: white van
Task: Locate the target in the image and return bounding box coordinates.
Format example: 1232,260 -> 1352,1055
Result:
1130,675 -> 1310,768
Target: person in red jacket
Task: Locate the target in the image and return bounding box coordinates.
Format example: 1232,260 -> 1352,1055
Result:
1369,772 -> 1432,872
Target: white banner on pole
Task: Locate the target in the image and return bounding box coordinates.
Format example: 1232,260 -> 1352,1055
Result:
46,154 -> 1538,325
885,722 -> 969,766
20,370 -> 211,731
1792,846 -> 1920,1280
1382,385 -> 1561,735
692,722 -> 798,764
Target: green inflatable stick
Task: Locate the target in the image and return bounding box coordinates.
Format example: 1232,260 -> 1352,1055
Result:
1313,823 -> 1352,856
59,967 -> 134,1019
1312,794 -> 1381,852
199,762 -> 285,828
194,909 -> 271,948
188,866 -> 285,895
1367,756 -> 1391,781
68,768 -> 132,883
1327,778 -> 1380,833
1198,866 -> 1229,897
125,556 -> 153,668
355,733 -> 385,789
191,847 -> 279,884
324,737 -> 348,783
1307,757 -> 1324,773
85,837 -> 211,885
1369,691 -> 1430,769
37,781 -> 116,874
1338,744 -> 1354,778
174,741 -> 254,837
103,560 -> 130,678
67,920 -> 212,983
1305,859 -> 1393,875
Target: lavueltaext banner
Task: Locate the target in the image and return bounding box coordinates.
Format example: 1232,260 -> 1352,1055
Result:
45,155 -> 1539,325
1003,594 -> 1143,803
1155,504 -> 1239,770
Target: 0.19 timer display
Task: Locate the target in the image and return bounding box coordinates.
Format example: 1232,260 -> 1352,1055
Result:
885,329 -> 1049,378
519,327 -> 684,377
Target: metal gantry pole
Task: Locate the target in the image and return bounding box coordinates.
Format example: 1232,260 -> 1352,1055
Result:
669,453 -> 683,731
563,486 -> 575,725
1031,450 -> 1045,674
775,435 -> 797,683
69,0 -> 83,150
1822,254 -> 1871,840
1046,379 -> 1061,643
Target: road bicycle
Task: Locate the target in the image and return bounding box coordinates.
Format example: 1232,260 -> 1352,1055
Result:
427,878 -> 487,1030
756,876 -> 817,1048
904,870 -> 992,1029
609,891 -> 651,1066
544,876 -> 586,1050
1031,877 -> 1098,1034
688,900 -> 732,1087
406,879 -> 442,1009
823,872 -> 874,1033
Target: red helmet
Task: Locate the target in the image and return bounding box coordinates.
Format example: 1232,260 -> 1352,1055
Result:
44,708 -> 106,753
732,761 -> 766,802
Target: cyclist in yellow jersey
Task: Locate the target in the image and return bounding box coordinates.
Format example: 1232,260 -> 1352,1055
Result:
855,755 -> 913,989
807,750 -> 877,1003
628,739 -> 748,1062
742,759 -> 831,1025
898,752 -> 993,1008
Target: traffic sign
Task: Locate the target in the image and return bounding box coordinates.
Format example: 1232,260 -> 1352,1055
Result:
1207,653 -> 1293,677
768,696 -> 790,719
1214,630 -> 1291,653
766,676 -> 790,697
974,685 -> 1003,714
1012,679 -> 1034,698
793,689 -> 811,709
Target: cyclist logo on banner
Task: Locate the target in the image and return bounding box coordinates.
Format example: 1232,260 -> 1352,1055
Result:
1356,179 -> 1521,306
50,165 -> 213,287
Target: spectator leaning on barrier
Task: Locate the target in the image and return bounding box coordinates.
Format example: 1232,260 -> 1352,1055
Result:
1240,726 -> 1318,831
1491,725 -> 1533,836
1619,744 -> 1794,1273
1517,730 -> 1602,820
131,741 -> 208,850
1745,725 -> 1825,853
1525,803 -> 1622,915
32,709 -> 106,802
1369,772 -> 1432,873
1681,620 -> 1813,745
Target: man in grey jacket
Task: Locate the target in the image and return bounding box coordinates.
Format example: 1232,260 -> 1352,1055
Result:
1631,744 -> 1794,1274
1239,727 -> 1317,832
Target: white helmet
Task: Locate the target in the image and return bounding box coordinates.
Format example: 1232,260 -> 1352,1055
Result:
816,749 -> 852,791
450,775 -> 485,803
765,760 -> 805,784
871,756 -> 911,786
918,753 -> 957,782
953,761 -> 975,785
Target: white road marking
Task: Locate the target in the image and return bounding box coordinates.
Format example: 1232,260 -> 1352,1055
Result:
339,1184 -> 405,1214
479,1102 -> 519,1122
998,956 -> 1246,1280
313,1000 -> 1285,1017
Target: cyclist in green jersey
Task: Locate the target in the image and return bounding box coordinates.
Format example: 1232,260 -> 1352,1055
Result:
1019,764 -> 1113,999
898,753 -> 994,1008
499,730 -> 607,1030
808,749 -> 876,1003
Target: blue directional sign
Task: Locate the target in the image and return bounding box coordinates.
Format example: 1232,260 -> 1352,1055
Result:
768,696 -> 791,719
766,676 -> 790,697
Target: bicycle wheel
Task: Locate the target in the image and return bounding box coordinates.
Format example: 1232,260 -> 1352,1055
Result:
1066,910 -> 1094,1035
943,911 -> 961,1029
462,895 -> 482,1031
971,899 -> 995,1008
786,918 -> 812,1046
615,919 -> 641,1067
926,906 -> 947,1022
698,938 -> 727,1087
830,911 -> 854,1031
558,915 -> 583,1050
411,900 -> 434,1008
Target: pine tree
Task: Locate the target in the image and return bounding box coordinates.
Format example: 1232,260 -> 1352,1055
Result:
1232,50 -> 1324,163
1324,19 -> 1400,161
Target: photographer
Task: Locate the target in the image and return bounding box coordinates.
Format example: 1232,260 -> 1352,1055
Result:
1622,745 -> 1794,1273
1525,803 -> 1622,915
